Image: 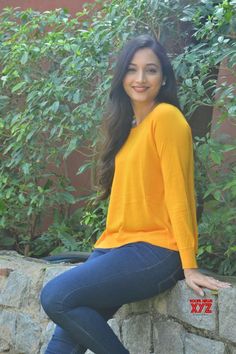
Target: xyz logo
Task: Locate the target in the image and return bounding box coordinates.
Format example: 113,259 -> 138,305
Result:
190,299 -> 213,314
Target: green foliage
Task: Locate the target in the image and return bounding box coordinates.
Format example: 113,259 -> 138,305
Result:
0,0 -> 235,274
174,0 -> 236,275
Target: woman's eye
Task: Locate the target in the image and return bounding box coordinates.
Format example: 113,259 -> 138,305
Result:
127,67 -> 135,72
147,68 -> 158,73
126,67 -> 159,73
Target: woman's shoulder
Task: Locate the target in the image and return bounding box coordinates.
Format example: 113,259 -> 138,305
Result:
152,102 -> 183,117
151,102 -> 189,130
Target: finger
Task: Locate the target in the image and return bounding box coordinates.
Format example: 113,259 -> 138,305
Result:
187,277 -> 224,295
185,279 -> 205,296
206,277 -> 232,288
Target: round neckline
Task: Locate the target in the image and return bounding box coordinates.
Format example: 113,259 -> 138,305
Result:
131,102 -> 162,130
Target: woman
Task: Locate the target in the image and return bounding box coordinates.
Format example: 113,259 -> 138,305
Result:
40,34 -> 232,354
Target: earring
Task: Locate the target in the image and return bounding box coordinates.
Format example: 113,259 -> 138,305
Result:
162,81 -> 166,86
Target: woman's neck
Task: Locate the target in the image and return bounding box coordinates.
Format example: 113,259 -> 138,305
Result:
132,101 -> 158,125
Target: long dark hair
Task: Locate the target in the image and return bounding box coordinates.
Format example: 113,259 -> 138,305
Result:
95,34 -> 181,201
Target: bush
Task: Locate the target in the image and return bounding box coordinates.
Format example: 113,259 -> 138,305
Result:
0,0 -> 235,274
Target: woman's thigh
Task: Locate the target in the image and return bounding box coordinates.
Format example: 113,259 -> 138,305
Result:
40,242 -> 184,313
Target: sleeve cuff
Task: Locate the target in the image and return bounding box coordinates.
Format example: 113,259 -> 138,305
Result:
179,248 -> 198,269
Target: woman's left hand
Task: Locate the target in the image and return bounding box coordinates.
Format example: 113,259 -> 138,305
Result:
183,268 -> 232,296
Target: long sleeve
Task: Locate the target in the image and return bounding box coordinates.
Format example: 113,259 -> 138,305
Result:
154,105 -> 198,269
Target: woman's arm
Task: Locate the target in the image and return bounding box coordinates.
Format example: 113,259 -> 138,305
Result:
154,105 -> 198,269
154,105 -> 232,295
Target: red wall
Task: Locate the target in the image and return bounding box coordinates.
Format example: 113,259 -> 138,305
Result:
211,59 -> 236,172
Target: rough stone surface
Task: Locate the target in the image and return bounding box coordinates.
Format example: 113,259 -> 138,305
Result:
15,313 -> 41,354
122,314 -> 152,354
0,310 -> 17,348
228,345 -> 236,354
0,251 -> 235,354
166,280 -> 217,331
0,271 -> 30,309
218,287 -> 236,342
153,319 -> 186,353
185,333 -> 225,354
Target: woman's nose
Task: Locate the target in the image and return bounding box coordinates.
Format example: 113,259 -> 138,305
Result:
135,70 -> 146,83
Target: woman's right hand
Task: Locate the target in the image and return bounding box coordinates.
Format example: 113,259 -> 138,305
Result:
183,268 -> 232,296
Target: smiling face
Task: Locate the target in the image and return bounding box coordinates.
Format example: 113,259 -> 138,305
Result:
122,47 -> 164,109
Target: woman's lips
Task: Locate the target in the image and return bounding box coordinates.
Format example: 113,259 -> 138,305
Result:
132,86 -> 149,93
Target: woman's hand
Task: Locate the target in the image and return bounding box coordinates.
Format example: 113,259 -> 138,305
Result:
183,268 -> 232,296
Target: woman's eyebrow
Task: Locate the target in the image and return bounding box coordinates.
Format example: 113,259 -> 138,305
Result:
128,62 -> 160,67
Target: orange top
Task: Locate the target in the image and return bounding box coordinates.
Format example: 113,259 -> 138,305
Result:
94,103 -> 198,269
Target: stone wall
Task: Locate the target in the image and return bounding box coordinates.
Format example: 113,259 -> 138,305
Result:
0,251 -> 236,354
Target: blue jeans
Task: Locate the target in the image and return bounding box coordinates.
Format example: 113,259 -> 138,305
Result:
40,241 -> 184,354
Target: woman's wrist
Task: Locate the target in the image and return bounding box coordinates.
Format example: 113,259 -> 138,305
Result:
183,268 -> 198,275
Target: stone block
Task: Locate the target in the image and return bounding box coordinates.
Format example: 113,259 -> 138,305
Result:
152,289 -> 170,315
122,314 -> 151,354
228,344 -> 236,354
0,310 -> 16,348
153,319 -> 185,354
167,280 -> 217,331
0,337 -> 10,352
114,304 -> 132,325
185,333 -> 225,354
129,298 -> 152,314
218,287 -> 236,343
15,313 -> 41,354
0,271 -> 29,309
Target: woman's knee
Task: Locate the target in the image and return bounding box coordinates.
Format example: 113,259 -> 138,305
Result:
40,279 -> 64,318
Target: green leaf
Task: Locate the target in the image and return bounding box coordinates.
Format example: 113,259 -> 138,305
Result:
210,151 -> 222,164
213,190 -> 222,201
22,163 -> 30,175
73,90 -> 80,103
11,82 -> 25,93
206,245 -> 212,253
19,193 -> 26,204
64,137 -> 78,159
77,162 -> 92,175
51,101 -> 60,113
61,192 -> 75,204
228,106 -> 236,116
185,79 -> 192,87
0,95 -> 10,109
0,200 -> 6,214
20,52 -> 29,64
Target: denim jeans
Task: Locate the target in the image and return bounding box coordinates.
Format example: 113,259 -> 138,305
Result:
40,241 -> 184,354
